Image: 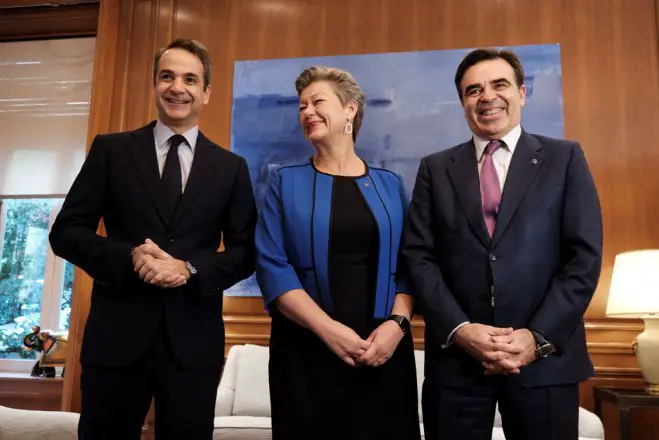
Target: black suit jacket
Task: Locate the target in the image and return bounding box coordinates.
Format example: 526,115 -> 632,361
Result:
50,121 -> 256,370
402,131 -> 602,388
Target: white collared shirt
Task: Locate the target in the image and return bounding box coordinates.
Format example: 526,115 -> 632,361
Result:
473,124 -> 522,191
153,120 -> 198,191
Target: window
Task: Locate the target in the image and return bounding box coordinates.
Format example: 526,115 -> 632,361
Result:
0,199 -> 74,362
0,37 -> 94,371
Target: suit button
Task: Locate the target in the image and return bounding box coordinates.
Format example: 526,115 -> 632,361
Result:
167,235 -> 174,243
489,254 -> 496,261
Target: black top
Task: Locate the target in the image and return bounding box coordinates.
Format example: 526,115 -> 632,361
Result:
328,176 -> 379,336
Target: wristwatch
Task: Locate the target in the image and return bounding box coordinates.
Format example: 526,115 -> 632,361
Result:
185,261 -> 198,277
530,329 -> 555,359
387,315 -> 411,334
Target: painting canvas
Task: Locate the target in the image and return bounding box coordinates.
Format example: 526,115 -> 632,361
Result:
225,44 -> 564,297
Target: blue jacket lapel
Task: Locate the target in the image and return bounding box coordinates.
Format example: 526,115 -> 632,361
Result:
356,174 -> 393,318
311,172 -> 334,312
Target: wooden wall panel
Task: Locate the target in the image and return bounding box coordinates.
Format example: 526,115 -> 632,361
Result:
0,374 -> 63,411
0,2 -> 98,41
63,0 -> 659,437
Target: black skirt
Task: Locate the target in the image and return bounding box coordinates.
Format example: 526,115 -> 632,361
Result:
269,316 -> 420,440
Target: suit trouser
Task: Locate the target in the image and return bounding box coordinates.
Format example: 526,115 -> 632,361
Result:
78,317 -> 222,440
422,375 -> 579,440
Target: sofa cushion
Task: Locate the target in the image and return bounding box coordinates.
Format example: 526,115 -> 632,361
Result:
213,416 -> 271,440
231,344 -> 271,417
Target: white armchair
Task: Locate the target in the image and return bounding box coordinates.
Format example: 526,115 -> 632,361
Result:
214,343 -> 272,440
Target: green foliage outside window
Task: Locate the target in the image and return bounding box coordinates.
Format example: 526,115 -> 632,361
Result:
0,199 -> 71,359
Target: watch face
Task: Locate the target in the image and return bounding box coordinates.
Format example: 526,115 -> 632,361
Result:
537,343 -> 554,358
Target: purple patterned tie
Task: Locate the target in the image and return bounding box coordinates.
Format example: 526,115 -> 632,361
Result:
480,140 -> 502,237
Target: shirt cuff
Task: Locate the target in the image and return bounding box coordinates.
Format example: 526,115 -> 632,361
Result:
441,321 -> 470,349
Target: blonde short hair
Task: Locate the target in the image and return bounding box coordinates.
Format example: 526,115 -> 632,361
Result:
295,66 -> 365,141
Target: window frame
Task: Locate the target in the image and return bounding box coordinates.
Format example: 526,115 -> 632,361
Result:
0,197 -> 69,372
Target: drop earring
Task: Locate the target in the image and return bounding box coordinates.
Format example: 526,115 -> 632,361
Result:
344,118 -> 353,135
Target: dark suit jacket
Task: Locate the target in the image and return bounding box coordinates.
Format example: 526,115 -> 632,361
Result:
402,131 -> 602,388
49,121 -> 256,370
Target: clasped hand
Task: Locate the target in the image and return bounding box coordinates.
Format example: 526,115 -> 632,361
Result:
454,323 -> 537,375
322,320 -> 404,368
131,238 -> 188,288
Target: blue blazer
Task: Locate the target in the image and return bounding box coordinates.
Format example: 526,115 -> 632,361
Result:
402,131 -> 603,387
256,162 -> 410,319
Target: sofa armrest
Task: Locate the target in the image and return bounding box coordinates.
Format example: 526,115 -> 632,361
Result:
578,407 -> 604,439
0,406 -> 79,440
216,345 -> 244,417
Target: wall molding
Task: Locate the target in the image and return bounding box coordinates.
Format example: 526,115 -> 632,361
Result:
587,342 -> 635,355
0,3 -> 99,41
224,316 -> 642,348
224,315 -> 643,381
594,366 -> 643,378
584,319 -> 643,332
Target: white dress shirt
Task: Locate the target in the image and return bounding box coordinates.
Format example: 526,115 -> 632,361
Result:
443,125 -> 522,348
153,120 -> 198,192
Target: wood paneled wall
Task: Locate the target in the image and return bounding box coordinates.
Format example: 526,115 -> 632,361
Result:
0,2 -> 99,42
62,0 -> 659,438
0,374 -> 63,411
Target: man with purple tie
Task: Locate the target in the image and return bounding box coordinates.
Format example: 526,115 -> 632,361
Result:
401,48 -> 603,440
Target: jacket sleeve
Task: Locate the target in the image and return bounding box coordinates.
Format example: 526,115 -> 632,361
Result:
255,170 -> 304,310
49,135 -> 135,289
528,143 -> 603,352
401,157 -> 470,342
187,156 -> 257,296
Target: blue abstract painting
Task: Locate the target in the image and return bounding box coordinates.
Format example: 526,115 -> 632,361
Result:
225,44 -> 564,297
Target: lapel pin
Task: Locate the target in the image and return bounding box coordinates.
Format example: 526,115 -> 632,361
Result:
531,158 -> 538,165
364,182 -> 370,187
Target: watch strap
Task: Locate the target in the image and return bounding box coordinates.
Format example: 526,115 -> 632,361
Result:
387,315 -> 411,334
185,261 -> 198,276
529,329 -> 554,359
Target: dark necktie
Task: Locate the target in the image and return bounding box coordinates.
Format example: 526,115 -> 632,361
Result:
162,134 -> 186,220
480,140 -> 503,238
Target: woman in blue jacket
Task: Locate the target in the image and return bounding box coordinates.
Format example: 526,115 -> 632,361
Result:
255,66 -> 420,440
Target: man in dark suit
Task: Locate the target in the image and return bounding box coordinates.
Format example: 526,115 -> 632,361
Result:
49,38 -> 256,439
402,48 -> 602,440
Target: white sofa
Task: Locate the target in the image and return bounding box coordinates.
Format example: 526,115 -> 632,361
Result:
0,344 -> 605,440
0,405 -> 79,440
213,344 -> 605,440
